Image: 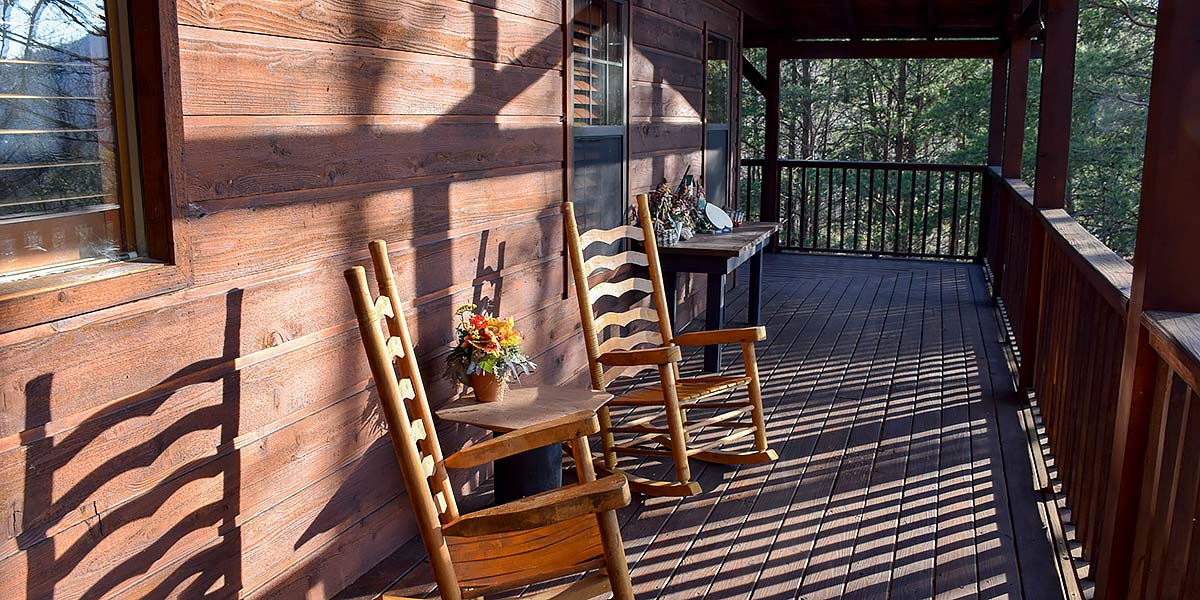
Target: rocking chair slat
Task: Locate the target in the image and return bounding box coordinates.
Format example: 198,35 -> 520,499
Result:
589,277 -> 654,303
584,250 -> 648,276
594,306 -> 659,331
596,329 -> 662,356
579,224 -> 643,248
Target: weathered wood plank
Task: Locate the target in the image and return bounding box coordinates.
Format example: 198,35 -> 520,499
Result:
178,27 -> 562,117
631,5 -> 702,59
630,82 -> 702,119
630,46 -> 702,89
177,0 -> 564,70
630,120 -> 702,155
185,169 -> 562,279
182,118 -> 561,202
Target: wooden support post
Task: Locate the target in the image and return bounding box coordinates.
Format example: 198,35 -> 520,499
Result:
1096,1 -> 1200,597
762,51 -> 781,249
980,53 -> 1008,268
987,55 -> 1008,167
1033,0 -> 1077,210
1018,0 -> 1078,390
1001,40 -> 1030,179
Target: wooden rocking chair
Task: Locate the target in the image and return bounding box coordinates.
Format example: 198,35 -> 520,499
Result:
344,240 -> 634,600
562,194 -> 778,498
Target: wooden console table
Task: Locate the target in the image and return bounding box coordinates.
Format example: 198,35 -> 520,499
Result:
436,386 -> 611,504
658,222 -> 780,372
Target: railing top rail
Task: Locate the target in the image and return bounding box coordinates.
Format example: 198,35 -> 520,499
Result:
1144,311 -> 1200,395
1038,208 -> 1134,313
739,158 -> 987,172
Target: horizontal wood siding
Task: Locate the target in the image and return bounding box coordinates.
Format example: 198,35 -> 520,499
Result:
0,0 -> 587,598
0,0 -> 742,597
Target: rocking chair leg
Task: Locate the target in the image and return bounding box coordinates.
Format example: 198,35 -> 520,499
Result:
597,406 -> 618,471
743,342 -> 770,453
573,435 -> 633,599
658,369 -> 692,485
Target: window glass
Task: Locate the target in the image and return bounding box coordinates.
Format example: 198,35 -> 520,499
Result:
573,0 -> 625,126
0,0 -> 139,282
706,34 -> 730,125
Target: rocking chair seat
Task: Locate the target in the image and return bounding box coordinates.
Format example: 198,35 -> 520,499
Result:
606,376 -> 751,407
447,515 -> 608,597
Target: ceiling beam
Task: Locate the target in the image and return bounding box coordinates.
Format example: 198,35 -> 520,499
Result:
768,39 -> 1003,60
741,56 -> 768,95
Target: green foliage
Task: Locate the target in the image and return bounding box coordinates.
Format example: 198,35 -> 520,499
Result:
740,1 -> 1156,257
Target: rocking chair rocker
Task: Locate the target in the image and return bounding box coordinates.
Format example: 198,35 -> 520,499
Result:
562,194 -> 778,498
345,240 -> 634,599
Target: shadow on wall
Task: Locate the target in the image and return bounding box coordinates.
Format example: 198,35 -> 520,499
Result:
10,3 -> 712,598
18,290 -> 244,599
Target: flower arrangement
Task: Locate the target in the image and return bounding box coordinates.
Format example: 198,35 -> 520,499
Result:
444,303 -> 535,401
641,170 -> 723,246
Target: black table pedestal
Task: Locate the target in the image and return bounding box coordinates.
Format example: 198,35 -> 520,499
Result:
492,441 -> 562,504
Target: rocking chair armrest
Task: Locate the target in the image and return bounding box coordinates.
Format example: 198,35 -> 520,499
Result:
441,474 -> 631,538
444,411 -> 600,470
672,326 -> 767,347
597,345 -> 682,366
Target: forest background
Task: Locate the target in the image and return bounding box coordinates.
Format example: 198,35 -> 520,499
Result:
739,0 -> 1157,258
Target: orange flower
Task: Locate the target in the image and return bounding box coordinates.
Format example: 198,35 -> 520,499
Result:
469,314 -> 488,329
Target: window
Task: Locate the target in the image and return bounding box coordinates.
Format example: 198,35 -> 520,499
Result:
705,33 -> 731,208
1,0 -> 144,283
572,0 -> 626,246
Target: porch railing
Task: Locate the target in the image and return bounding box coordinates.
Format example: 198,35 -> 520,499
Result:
985,168 -> 1200,596
740,159 -> 985,260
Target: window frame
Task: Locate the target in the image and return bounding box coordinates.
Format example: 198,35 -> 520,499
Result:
704,30 -> 734,207
567,0 -> 630,235
0,0 -> 189,333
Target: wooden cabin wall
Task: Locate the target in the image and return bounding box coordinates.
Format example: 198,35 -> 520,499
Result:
628,0 -> 743,323
0,1 -> 741,598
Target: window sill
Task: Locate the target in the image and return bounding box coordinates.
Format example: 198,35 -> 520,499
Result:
0,260 -> 190,333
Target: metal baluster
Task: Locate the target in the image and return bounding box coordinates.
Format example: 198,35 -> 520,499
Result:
893,169 -> 902,254
922,170 -> 932,256
936,170 -> 947,255
964,171 -> 976,257
826,167 -> 834,249
950,170 -> 962,257
853,168 -> 862,251
866,169 -> 876,252
799,166 -> 808,248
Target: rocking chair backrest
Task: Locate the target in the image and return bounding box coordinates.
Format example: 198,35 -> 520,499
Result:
344,240 -> 462,593
563,193 -> 676,390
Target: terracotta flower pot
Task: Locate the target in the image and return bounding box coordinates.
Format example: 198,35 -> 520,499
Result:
468,372 -> 507,403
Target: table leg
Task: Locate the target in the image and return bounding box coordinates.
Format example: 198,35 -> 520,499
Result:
493,441 -> 562,505
664,270 -> 679,330
704,273 -> 726,372
749,249 -> 764,325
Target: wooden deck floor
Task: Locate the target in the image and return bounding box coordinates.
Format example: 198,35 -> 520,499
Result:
339,254 -> 1065,600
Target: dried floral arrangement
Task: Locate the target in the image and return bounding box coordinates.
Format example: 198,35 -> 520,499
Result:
444,303 -> 536,385
638,170 -> 722,246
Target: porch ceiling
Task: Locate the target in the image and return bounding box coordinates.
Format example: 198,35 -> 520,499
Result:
741,0 -> 1008,44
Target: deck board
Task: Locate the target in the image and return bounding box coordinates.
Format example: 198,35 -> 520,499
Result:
337,254 -> 1064,600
